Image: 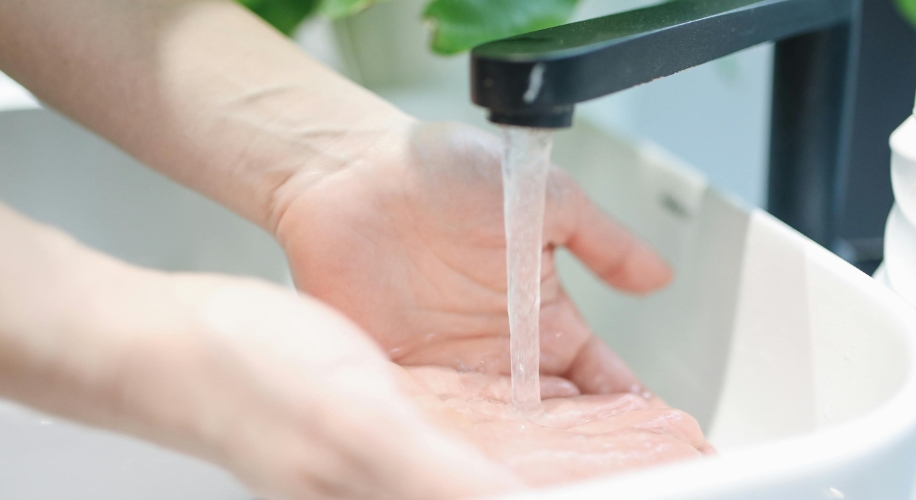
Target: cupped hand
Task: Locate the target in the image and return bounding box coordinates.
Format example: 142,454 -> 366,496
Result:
0,203 -> 520,500
399,366 -> 714,486
276,120 -> 672,394
116,274 -> 707,499
125,275 -> 706,498
103,273 -> 519,500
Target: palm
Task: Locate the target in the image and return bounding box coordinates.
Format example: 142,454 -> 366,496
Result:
400,366 -> 713,485
277,121 -> 671,394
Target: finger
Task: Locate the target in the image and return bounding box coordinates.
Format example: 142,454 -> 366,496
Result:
547,296 -> 673,406
560,330 -> 672,407
627,409 -> 707,451
538,393 -> 651,429
572,408 -> 708,452
501,428 -> 702,487
564,333 -> 642,396
550,169 -> 672,294
401,365 -> 579,402
541,376 -> 582,399
699,441 -> 718,456
537,289 -> 599,376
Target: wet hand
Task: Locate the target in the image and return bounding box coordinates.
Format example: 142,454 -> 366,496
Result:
400,366 -> 713,486
86,274 -> 520,500
275,120 -> 672,394
0,205 -> 518,500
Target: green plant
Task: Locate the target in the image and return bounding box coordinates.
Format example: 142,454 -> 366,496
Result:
897,0 -> 916,28
239,0 -> 322,34
237,0 -> 579,54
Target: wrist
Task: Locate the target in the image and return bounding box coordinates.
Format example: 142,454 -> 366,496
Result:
257,104 -> 417,237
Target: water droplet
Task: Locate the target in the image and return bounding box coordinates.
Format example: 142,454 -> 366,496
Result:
825,486 -> 845,498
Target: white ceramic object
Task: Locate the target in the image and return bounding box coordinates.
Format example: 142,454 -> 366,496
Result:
531,129 -> 916,500
890,100 -> 916,224
885,204 -> 916,306
3,107 -> 916,499
884,95 -> 916,306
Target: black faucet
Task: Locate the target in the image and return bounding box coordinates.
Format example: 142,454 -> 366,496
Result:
470,0 -> 860,248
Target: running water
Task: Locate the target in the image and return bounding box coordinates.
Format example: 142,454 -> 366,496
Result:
501,126 -> 554,415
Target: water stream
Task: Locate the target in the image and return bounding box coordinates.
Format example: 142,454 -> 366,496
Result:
501,126 -> 554,415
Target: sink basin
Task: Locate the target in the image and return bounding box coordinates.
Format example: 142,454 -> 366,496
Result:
2,105 -> 916,500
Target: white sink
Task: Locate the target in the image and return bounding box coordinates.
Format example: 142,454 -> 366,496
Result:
2,105 -> 916,500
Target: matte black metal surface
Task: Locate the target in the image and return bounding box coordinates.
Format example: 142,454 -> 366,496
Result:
472,0 -> 853,127
767,23 -> 857,246
835,0 -> 916,271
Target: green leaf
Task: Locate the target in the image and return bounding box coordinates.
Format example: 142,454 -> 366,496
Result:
896,0 -> 916,28
424,0 -> 578,55
237,0 -> 321,35
321,0 -> 395,19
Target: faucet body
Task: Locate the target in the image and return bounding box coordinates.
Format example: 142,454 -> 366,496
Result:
471,0 -> 860,247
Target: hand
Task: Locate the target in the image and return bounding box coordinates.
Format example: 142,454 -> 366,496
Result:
0,205 -> 517,500
100,274 -> 520,500
399,366 -> 714,486
114,274 -> 708,497
112,274 -> 705,497
276,120 -> 673,394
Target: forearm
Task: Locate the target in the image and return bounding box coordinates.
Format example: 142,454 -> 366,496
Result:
0,205 -> 517,499
0,205 -> 133,415
0,205 -> 218,459
0,0 -> 411,231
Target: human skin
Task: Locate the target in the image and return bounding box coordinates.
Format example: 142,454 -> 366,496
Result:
0,204 -> 710,499
0,204 -> 519,499
0,0 -> 671,396
400,367 -> 713,486
278,120 -> 671,393
0,0 -> 710,495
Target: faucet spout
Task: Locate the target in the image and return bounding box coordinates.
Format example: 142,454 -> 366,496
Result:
470,0 -> 853,128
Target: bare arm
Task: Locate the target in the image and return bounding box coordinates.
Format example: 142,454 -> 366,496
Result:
0,202 -> 517,499
0,200 -> 711,497
0,0 -> 681,426
0,0 -> 409,231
